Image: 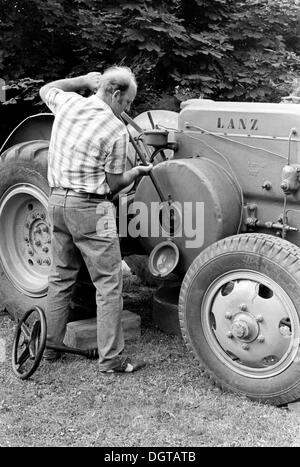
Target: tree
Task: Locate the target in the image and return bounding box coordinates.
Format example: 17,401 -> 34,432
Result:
0,0 -> 300,120
174,0 -> 300,102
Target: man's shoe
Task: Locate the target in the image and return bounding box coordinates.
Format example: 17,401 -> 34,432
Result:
100,356 -> 147,374
43,349 -> 61,361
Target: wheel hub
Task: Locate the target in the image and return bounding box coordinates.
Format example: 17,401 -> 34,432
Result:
24,206 -> 51,268
230,313 -> 259,342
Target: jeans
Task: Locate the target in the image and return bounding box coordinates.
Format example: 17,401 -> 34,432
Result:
46,190 -> 124,370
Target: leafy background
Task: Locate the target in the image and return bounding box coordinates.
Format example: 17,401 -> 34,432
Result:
0,0 -> 300,143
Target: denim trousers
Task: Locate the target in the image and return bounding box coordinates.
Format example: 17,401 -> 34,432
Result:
46,191 -> 124,371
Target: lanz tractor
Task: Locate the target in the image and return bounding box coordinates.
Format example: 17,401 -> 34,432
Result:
2,97 -> 300,405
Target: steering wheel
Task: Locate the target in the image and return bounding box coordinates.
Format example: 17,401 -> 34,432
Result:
12,306 -> 47,380
12,306 -> 99,380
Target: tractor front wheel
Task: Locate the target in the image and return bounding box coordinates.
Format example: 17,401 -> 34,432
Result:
179,233 -> 300,405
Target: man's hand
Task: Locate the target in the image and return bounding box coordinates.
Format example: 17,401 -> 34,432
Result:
106,163 -> 153,194
136,163 -> 153,176
85,72 -> 102,93
40,72 -> 102,103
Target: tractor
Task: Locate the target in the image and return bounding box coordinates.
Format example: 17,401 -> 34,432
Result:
2,97 -> 300,406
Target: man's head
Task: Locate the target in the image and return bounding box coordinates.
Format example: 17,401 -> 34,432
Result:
97,66 -> 137,116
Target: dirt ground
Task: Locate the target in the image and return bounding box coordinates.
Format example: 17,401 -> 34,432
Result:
1,273 -> 300,447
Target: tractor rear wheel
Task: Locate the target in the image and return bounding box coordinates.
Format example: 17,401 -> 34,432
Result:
0,140 -> 96,321
179,233 -> 300,405
0,140 -> 51,319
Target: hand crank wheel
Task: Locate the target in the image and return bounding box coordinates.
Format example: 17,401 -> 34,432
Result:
12,306 -> 46,379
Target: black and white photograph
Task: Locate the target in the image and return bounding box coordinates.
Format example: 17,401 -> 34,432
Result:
1,0 -> 300,451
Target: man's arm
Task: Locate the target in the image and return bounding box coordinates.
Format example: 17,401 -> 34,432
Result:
106,164 -> 153,194
39,72 -> 102,103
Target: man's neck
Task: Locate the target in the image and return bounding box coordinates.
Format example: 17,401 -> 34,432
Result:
94,92 -> 115,112
95,91 -> 110,105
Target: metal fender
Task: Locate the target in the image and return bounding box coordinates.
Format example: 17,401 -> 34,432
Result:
0,113 -> 54,155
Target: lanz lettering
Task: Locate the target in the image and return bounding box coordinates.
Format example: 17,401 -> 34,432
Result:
217,116 -> 259,131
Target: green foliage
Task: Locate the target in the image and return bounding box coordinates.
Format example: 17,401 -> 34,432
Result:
3,78 -> 44,106
174,0 -> 300,102
218,0 -> 300,101
0,0 -> 300,120
0,0 -> 78,79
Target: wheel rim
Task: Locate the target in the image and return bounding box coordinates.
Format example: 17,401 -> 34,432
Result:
0,183 -> 51,297
201,270 -> 300,379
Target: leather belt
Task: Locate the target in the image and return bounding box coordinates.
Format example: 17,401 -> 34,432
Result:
50,187 -> 113,201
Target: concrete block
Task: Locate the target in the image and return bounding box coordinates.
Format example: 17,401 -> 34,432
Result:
64,310 -> 141,350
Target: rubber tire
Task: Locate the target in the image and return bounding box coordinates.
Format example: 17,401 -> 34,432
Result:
179,233 -> 300,406
0,140 -> 96,321
0,140 -> 50,320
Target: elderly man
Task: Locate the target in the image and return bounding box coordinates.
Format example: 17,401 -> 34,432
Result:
39,66 -> 152,373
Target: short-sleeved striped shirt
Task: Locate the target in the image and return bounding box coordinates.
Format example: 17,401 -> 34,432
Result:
45,87 -> 128,195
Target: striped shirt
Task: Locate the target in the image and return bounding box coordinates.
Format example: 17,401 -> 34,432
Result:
45,87 -> 128,195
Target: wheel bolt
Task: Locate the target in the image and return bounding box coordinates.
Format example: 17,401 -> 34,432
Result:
41,213 -> 46,220
42,226 -> 49,233
28,249 -> 33,256
35,240 -> 41,247
257,335 -> 265,343
242,343 -> 249,351
240,304 -> 247,311
225,312 -> 232,320
226,331 -> 233,339
43,258 -> 51,266
24,236 -> 29,242
279,325 -> 291,336
42,246 -> 49,253
256,315 -> 263,323
36,227 -> 42,234
37,258 -> 42,265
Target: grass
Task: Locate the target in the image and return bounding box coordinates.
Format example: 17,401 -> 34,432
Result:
1,273 -> 300,447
